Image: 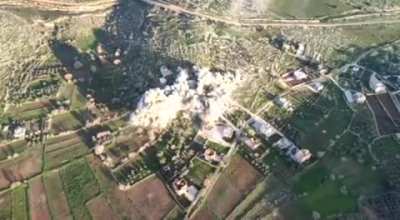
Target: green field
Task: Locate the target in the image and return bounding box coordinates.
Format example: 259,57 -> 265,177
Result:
289,84 -> 353,152
50,110 -> 87,134
44,133 -> 90,169
58,83 -> 87,110
371,136 -> 400,162
60,159 -> 100,220
285,134 -> 383,218
5,101 -> 51,121
11,185 -> 29,220
43,171 -> 73,220
0,140 -> 28,161
0,191 -> 12,220
87,155 -> 114,192
205,140 -> 230,154
186,157 -> 215,186
268,0 -> 352,19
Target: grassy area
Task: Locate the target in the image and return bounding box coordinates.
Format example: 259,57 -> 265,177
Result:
44,132 -> 90,169
371,136 -> 400,162
11,185 -> 28,220
286,135 -> 383,218
5,101 -> 51,121
297,180 -> 357,217
289,84 -> 353,152
269,0 -> 352,19
205,140 -> 230,154
0,140 -> 28,161
50,110 -> 87,134
186,157 -> 215,186
293,165 -> 328,194
44,143 -> 89,170
87,155 -> 114,192
75,30 -> 98,51
58,83 -> 87,110
0,191 -> 12,220
60,159 -> 100,220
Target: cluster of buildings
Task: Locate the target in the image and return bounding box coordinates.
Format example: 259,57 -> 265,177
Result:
1,119 -> 44,141
244,117 -> 312,164
92,130 -> 114,167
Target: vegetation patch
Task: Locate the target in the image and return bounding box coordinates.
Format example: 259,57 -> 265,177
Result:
44,135 -> 90,170
50,110 -> 88,134
0,191 -> 12,220
43,170 -> 72,220
60,159 -> 100,220
186,157 -> 215,186
11,184 -> 29,220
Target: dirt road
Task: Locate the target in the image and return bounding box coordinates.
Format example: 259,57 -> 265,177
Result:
139,0 -> 400,28
1,0 -> 400,27
0,0 -> 116,13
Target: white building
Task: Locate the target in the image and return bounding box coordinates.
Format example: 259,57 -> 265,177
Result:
369,74 -> 387,94
293,69 -> 308,81
273,137 -> 312,164
249,118 -> 276,138
344,90 -> 354,104
290,148 -> 312,164
173,179 -> 199,202
353,92 -> 366,104
13,126 -> 26,139
274,96 -> 294,112
273,137 -> 293,150
307,82 -> 324,93
241,136 -> 261,150
344,90 -> 366,105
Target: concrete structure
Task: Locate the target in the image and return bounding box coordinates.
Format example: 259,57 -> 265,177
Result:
249,118 -> 276,138
308,82 -> 324,93
203,148 -> 222,163
13,126 -> 26,139
173,178 -> 199,202
370,74 -> 387,94
241,136 -> 261,150
282,69 -> 308,86
274,96 -> 294,112
344,90 -> 366,105
273,137 -> 312,164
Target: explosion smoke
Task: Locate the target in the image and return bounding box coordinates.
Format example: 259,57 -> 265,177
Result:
129,66 -> 242,130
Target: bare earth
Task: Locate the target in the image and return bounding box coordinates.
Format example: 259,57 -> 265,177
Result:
109,175 -> 176,220
29,176 -> 51,220
87,196 -> 118,220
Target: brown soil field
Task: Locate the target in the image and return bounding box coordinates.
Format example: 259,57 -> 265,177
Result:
191,155 -> 262,220
109,175 -> 176,220
367,95 -> 399,135
377,93 -> 400,125
29,176 -> 51,220
87,196 -> 117,220
43,170 -> 72,220
0,149 -> 42,189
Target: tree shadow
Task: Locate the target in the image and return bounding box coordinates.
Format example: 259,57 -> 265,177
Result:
49,0 -> 194,112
